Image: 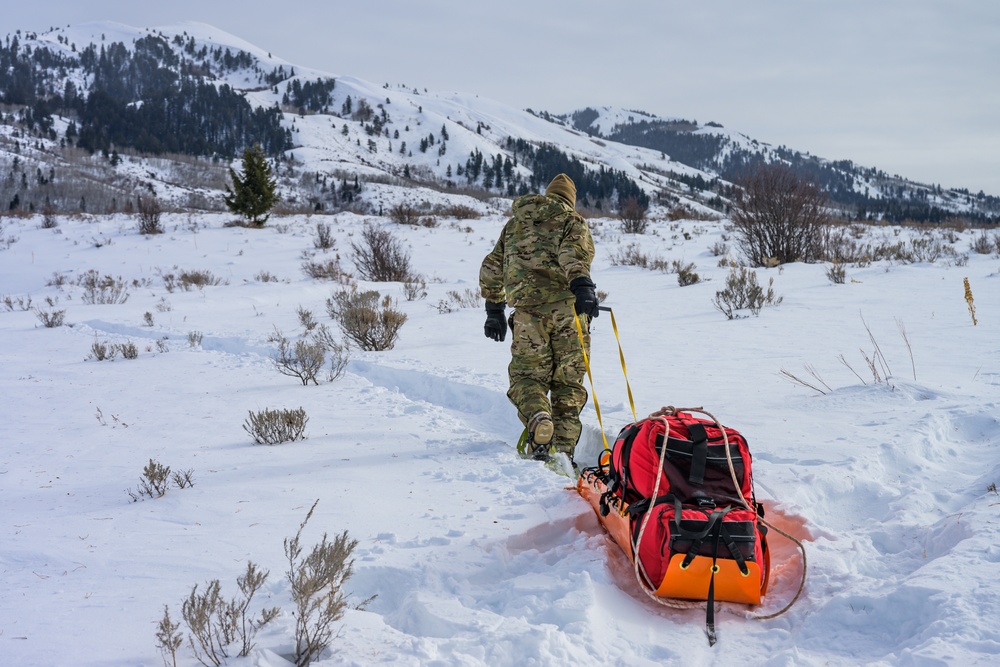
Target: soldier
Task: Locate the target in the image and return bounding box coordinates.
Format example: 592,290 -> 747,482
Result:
479,173 -> 599,467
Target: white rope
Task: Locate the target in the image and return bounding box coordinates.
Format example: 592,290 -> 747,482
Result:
626,406 -> 807,619
629,409 -> 702,610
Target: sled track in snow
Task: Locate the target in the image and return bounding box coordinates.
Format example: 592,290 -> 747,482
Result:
349,359 -> 520,441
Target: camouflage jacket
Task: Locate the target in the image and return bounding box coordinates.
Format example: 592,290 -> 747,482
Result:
479,193 -> 595,307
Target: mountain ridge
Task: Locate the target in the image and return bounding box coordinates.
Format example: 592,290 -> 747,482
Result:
1,21 -> 996,222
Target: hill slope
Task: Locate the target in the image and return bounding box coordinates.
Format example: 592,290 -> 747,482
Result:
1,21 -> 997,223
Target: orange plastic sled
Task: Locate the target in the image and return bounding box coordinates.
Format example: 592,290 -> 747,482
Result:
578,471 -> 769,605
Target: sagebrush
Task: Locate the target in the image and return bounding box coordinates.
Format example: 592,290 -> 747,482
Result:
167,562 -> 278,667
78,270 -> 130,305
285,501 -> 362,666
350,222 -> 416,282
243,407 -> 309,445
269,328 -> 325,385
712,266 -> 783,319
126,459 -> 194,502
326,288 -> 407,351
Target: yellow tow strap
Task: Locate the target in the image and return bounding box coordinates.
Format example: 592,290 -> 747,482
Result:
575,306 -> 637,453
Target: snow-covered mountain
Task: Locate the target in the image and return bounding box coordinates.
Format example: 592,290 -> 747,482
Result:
1,21 -> 997,222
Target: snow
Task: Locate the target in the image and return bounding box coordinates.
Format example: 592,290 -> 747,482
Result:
2,205 -> 999,666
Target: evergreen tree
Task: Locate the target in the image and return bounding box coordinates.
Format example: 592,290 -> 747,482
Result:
224,145 -> 277,226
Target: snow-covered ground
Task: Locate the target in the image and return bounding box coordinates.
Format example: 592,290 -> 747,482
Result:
2,203 -> 999,666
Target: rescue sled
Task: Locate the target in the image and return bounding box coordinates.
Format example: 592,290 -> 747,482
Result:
575,406 -> 804,645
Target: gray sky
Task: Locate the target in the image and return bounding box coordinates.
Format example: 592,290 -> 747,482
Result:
6,1 -> 998,194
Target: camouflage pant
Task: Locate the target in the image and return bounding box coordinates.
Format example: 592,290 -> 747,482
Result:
507,299 -> 591,456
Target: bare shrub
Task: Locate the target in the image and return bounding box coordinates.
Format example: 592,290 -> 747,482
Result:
285,501 -> 361,667
243,407 -> 309,445
730,163 -> 831,266
270,328 -> 325,385
712,266 -> 783,319
155,605 -> 183,667
350,222 -> 415,282
448,288 -> 482,308
297,306 -> 318,333
311,324 -> 350,381
188,331 -> 204,347
907,237 -> 954,263
673,260 -> 700,286
302,257 -> 351,282
41,205 -> 59,229
255,270 -> 280,283
78,270 -> 130,304
388,203 -> 421,225
709,239 -> 730,257
313,222 -> 336,250
326,288 -> 407,351
435,203 -> 480,219
619,196 -> 649,234
177,270 -> 226,290
403,277 -> 427,301
668,205 -> 720,222
826,262 -> 846,284
90,339 -> 118,361
34,305 -> 66,328
178,562 -> 279,666
608,242 -> 668,271
437,287 -> 482,314
181,583 -> 226,666
128,459 -> 172,500
137,196 -> 164,235
171,468 -> 195,489
609,243 -> 647,267
867,240 -> 910,263
863,236 -> 961,266
819,225 -> 870,264
4,294 -> 33,311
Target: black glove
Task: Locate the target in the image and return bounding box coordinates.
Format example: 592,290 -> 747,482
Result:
569,276 -> 599,318
484,301 -> 507,341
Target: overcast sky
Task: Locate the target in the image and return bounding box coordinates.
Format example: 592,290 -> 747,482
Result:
6,1 -> 998,195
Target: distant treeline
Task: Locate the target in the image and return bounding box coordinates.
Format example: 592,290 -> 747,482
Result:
585,111 -> 999,223
0,33 -> 292,158
505,138 -> 649,210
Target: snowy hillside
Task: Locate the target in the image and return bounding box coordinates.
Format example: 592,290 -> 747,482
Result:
2,21 -> 720,216
3,20 -> 997,223
2,201 -> 1000,665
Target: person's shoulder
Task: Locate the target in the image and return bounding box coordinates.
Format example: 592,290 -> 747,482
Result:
512,193 -> 547,213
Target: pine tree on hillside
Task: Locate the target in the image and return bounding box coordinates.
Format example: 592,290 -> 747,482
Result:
224,145 -> 278,226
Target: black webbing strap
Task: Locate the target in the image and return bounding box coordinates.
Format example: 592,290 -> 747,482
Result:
670,500 -> 729,540
676,498 -> 714,568
705,517 -> 723,646
687,422 -> 709,485
722,528 -> 750,575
